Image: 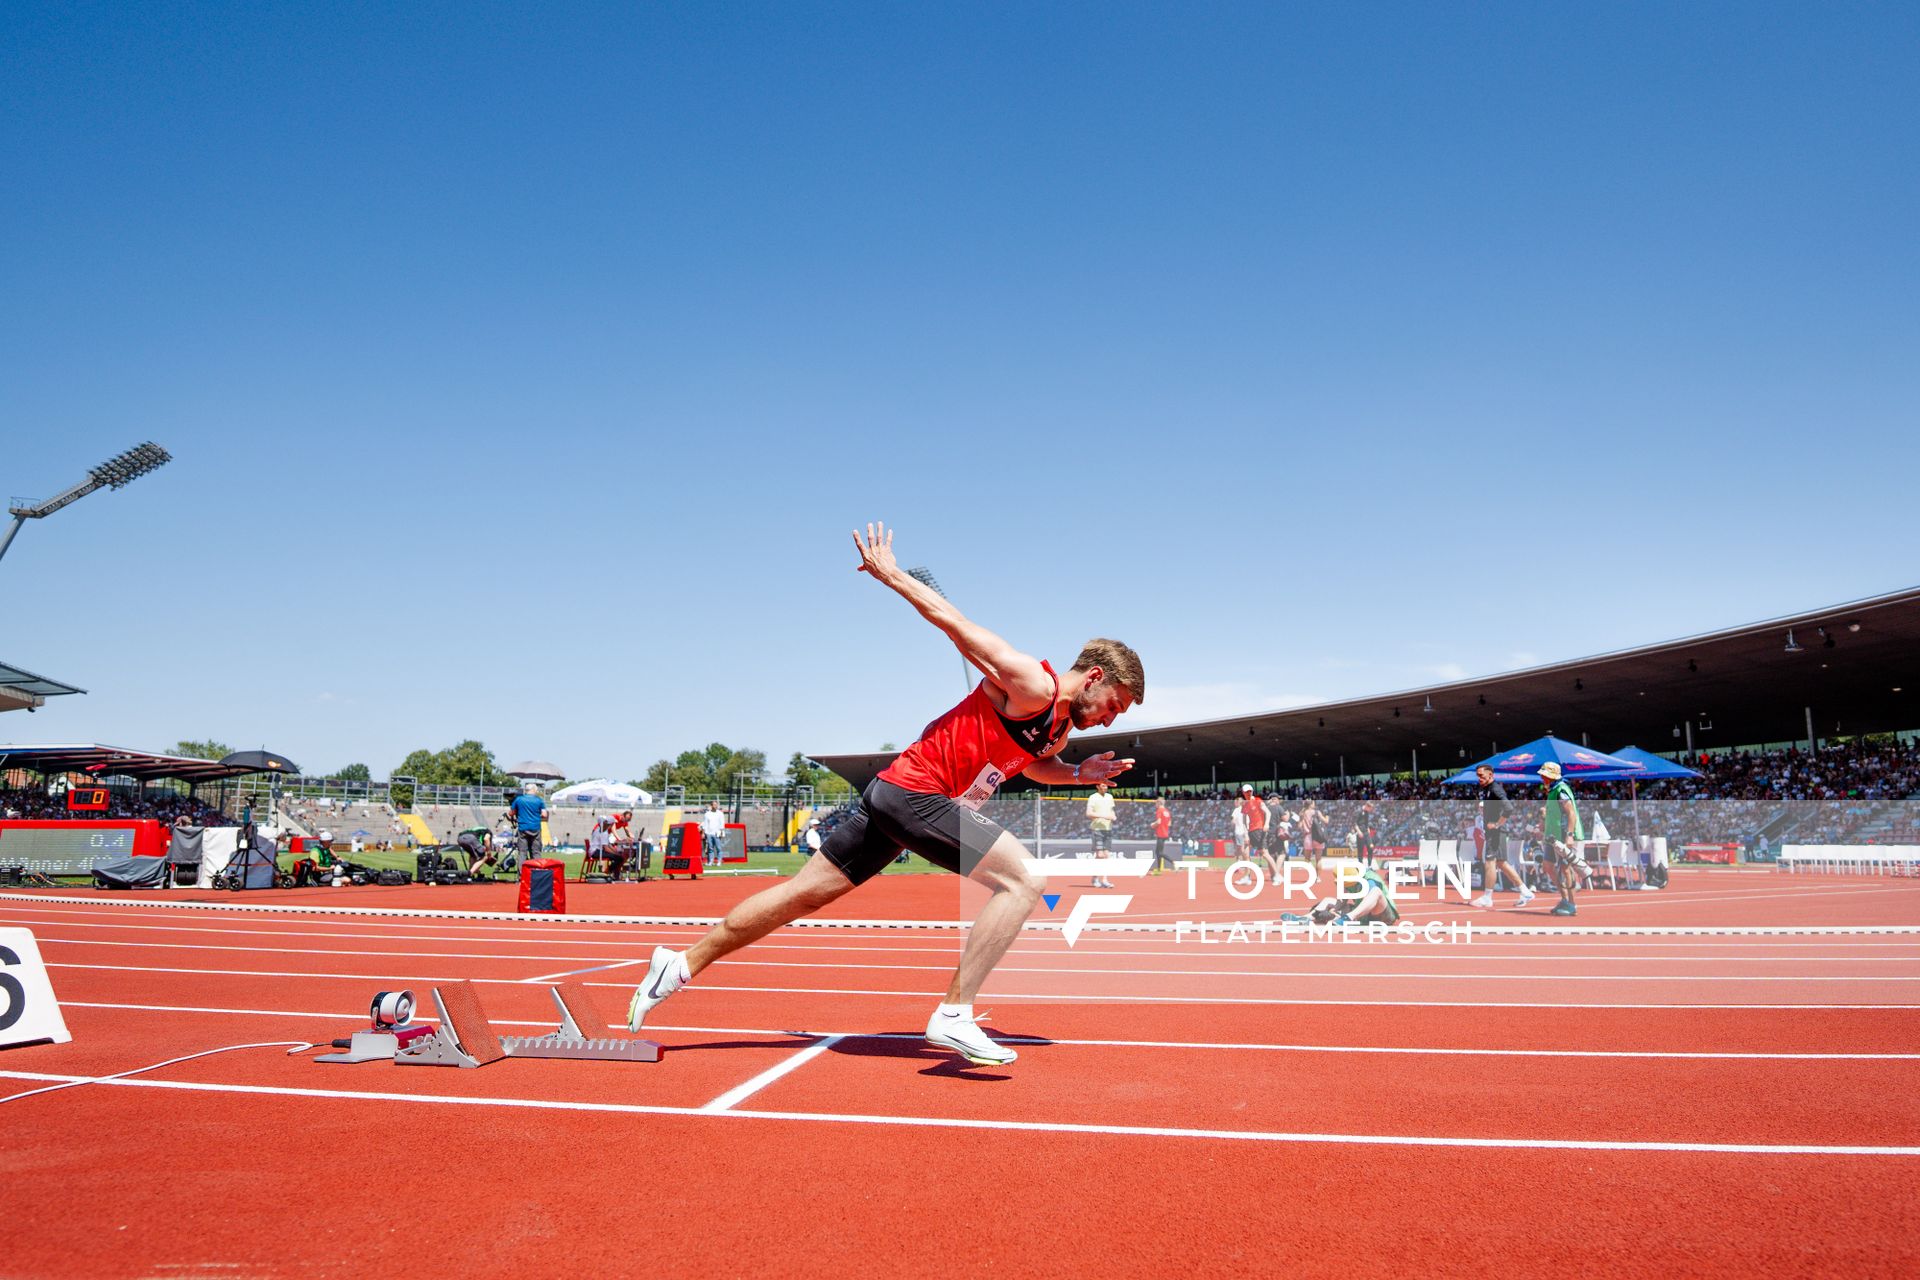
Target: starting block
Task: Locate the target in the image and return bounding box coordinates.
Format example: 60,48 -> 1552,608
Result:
393,980 -> 660,1068
500,981 -> 662,1062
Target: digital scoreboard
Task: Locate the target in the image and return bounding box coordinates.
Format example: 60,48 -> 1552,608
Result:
0,821 -> 166,875
66,788 -> 110,812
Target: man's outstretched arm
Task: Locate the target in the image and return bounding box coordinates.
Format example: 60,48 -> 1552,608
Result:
1027,752 -> 1133,787
851,521 -> 1052,708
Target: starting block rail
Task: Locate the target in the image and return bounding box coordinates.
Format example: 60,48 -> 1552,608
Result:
499,982 -> 661,1063
369,980 -> 660,1068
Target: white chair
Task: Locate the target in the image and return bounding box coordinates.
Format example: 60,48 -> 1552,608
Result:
1605,839 -> 1634,889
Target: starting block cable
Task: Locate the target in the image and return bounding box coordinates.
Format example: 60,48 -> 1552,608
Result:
0,1040 -> 318,1106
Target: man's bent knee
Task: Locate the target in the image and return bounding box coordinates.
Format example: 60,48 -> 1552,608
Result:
972,836 -> 1044,901
785,857 -> 857,910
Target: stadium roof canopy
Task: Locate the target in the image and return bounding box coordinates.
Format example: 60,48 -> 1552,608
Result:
0,661 -> 85,714
0,743 -> 269,784
812,585 -> 1920,791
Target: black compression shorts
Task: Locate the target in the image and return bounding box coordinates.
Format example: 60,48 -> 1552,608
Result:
820,778 -> 1010,886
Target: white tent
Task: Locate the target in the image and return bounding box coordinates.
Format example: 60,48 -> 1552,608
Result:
549,779 -> 653,807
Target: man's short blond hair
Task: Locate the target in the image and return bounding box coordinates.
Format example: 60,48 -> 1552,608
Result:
1071,638 -> 1145,704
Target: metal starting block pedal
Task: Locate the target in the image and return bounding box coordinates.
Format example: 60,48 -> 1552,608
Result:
394,980 -> 660,1068
500,981 -> 662,1062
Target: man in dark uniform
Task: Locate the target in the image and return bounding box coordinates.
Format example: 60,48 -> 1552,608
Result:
1471,765 -> 1534,908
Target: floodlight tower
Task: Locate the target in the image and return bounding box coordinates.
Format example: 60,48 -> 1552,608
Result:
907,566 -> 971,696
0,442 -> 173,566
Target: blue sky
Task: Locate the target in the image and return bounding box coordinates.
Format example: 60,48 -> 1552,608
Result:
3,2 -> 1915,780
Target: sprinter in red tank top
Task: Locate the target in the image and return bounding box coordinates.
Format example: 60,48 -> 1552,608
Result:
628,522 -> 1146,1067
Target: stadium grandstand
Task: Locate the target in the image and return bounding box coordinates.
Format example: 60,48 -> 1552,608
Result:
0,661 -> 85,716
813,585 -> 1920,868
0,744 -> 278,830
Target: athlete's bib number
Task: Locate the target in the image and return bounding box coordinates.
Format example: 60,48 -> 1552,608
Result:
954,765 -> 1006,811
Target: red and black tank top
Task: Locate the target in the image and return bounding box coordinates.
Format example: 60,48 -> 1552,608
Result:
876,661 -> 1071,807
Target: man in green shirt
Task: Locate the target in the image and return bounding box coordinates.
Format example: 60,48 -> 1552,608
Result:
1284,864 -> 1401,927
1539,761 -> 1591,917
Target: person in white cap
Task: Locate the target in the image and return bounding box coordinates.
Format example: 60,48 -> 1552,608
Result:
1539,761 -> 1589,916
803,816 -> 823,858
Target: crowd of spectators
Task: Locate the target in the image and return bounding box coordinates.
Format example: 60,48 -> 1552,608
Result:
957,736 -> 1920,857
0,785 -> 233,826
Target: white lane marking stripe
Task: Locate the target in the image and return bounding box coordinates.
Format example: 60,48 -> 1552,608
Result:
526,958 -> 648,982
699,1036 -> 845,1112
58,1001 -> 1920,1060
34,937 -> 628,964
44,958 -> 1920,984
1,1069 -> 1915,1155
9,893 -> 1920,936
15,909 -> 1920,952
42,964 -> 1920,1010
19,917 -> 1920,961
30,932 -> 1920,970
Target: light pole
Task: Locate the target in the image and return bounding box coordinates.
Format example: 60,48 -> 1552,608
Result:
1,442 -> 172,566
907,566 -> 971,696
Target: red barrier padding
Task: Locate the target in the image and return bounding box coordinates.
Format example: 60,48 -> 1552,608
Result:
518,859 -> 567,913
663,822 -> 705,879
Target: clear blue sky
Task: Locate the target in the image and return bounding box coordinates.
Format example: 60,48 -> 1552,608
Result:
3,2 -> 1915,780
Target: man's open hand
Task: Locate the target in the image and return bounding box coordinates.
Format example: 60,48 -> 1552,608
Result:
853,521 -> 901,580
1078,752 -> 1135,783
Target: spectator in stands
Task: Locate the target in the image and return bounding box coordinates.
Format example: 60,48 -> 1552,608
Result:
505,783 -> 547,860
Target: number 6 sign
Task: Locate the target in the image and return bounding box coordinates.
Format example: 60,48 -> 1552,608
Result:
0,928 -> 72,1049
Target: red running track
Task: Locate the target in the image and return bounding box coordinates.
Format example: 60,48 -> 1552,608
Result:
3,870 -> 1918,1278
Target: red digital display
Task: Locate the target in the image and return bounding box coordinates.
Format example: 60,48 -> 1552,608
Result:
66,788 -> 111,812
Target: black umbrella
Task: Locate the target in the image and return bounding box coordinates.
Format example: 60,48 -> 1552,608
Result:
218,749 -> 301,775
504,760 -> 566,781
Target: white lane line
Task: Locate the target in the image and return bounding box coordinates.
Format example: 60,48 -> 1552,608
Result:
46,958 -> 1920,984
59,1001 -> 1920,1061
526,958 -> 648,982
33,937 -> 627,965
10,894 -> 1920,937
1,1068 -> 1915,1156
19,916 -> 1920,961
44,963 -> 1920,1009
17,908 -> 1920,951
31,931 -> 1920,969
699,1036 -> 846,1112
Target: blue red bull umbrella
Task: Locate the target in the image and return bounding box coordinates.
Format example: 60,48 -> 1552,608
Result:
1601,745 -> 1701,839
1440,736 -> 1641,786
1603,745 -> 1702,781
